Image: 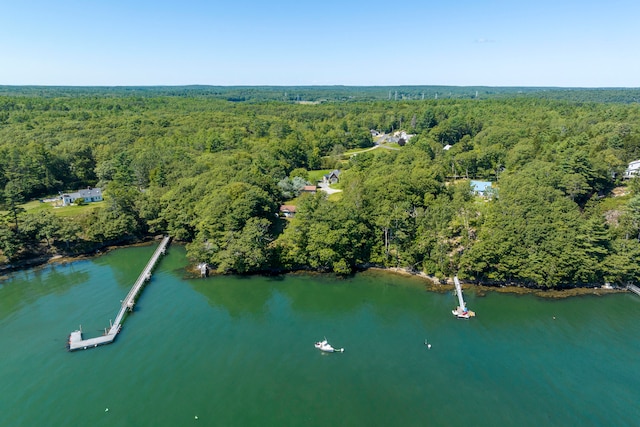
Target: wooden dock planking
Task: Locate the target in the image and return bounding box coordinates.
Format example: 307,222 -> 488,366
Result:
67,236 -> 171,351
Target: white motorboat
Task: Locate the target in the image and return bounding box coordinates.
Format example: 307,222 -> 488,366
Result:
315,339 -> 344,353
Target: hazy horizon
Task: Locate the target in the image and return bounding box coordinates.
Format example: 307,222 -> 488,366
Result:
1,84 -> 638,90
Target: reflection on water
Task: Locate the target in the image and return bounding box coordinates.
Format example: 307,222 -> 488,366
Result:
189,274 -> 275,318
0,263 -> 91,321
191,269 -> 442,320
93,243 -> 158,290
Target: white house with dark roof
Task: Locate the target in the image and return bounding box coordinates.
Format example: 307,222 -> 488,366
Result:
323,170 -> 341,184
393,131 -> 414,142
61,187 -> 103,206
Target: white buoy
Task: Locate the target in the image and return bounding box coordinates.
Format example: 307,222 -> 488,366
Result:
195,415 -> 198,420
427,344 -> 432,349
105,408 -> 109,412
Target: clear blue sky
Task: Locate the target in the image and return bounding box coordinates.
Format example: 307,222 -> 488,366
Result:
2,0 -> 639,87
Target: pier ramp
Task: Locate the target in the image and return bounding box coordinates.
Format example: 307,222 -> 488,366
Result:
68,236 -> 170,351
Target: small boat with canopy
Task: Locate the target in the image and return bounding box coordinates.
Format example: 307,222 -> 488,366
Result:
314,338 -> 344,353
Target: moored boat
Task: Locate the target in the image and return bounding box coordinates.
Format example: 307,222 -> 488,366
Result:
452,306 -> 475,319
315,338 -> 344,353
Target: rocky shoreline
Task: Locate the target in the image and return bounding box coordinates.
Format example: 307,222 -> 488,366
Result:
0,236 -> 165,278
2,243 -> 628,299
367,266 -> 626,298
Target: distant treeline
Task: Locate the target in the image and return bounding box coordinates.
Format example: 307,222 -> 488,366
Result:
1,85 -> 640,104
2,88 -> 640,288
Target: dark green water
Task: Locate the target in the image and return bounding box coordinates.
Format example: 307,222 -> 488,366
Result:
1,244 -> 639,426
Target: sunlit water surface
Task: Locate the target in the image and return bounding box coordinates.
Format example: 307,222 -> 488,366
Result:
1,244 -> 638,426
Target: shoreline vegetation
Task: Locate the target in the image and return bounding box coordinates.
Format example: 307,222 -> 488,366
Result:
373,267 -> 625,298
0,236 -> 162,276
2,237 -> 626,299
3,86 -> 640,291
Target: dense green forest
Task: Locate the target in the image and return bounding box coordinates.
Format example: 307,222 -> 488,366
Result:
2,86 -> 640,288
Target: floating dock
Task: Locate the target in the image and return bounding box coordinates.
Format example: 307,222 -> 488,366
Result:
452,276 -> 475,319
628,284 -> 640,297
68,236 -> 171,351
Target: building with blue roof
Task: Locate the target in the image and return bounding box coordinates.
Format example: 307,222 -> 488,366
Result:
470,180 -> 494,198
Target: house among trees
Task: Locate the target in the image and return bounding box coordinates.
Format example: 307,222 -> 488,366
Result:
470,180 -> 493,198
61,187 -> 103,206
624,160 -> 640,179
279,205 -> 297,218
302,185 -> 317,193
323,170 -> 341,184
393,131 -> 414,146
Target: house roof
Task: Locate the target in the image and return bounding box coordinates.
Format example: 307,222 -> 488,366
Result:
302,185 -> 317,191
627,160 -> 640,170
63,187 -> 102,198
77,188 -> 102,198
279,205 -> 297,212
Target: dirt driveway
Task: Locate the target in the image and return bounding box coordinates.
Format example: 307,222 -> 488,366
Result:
317,182 -> 342,194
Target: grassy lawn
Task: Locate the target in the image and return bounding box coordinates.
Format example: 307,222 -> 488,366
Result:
283,195 -> 303,206
308,169 -> 331,182
599,193 -> 630,212
21,200 -> 52,213
327,181 -> 343,190
16,199 -> 106,218
282,189 -> 323,207
328,192 -> 343,202
53,202 -> 105,217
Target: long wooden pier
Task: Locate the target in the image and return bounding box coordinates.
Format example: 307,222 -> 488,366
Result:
68,236 -> 171,351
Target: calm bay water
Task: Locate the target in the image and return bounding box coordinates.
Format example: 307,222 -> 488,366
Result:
1,244 -> 639,426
